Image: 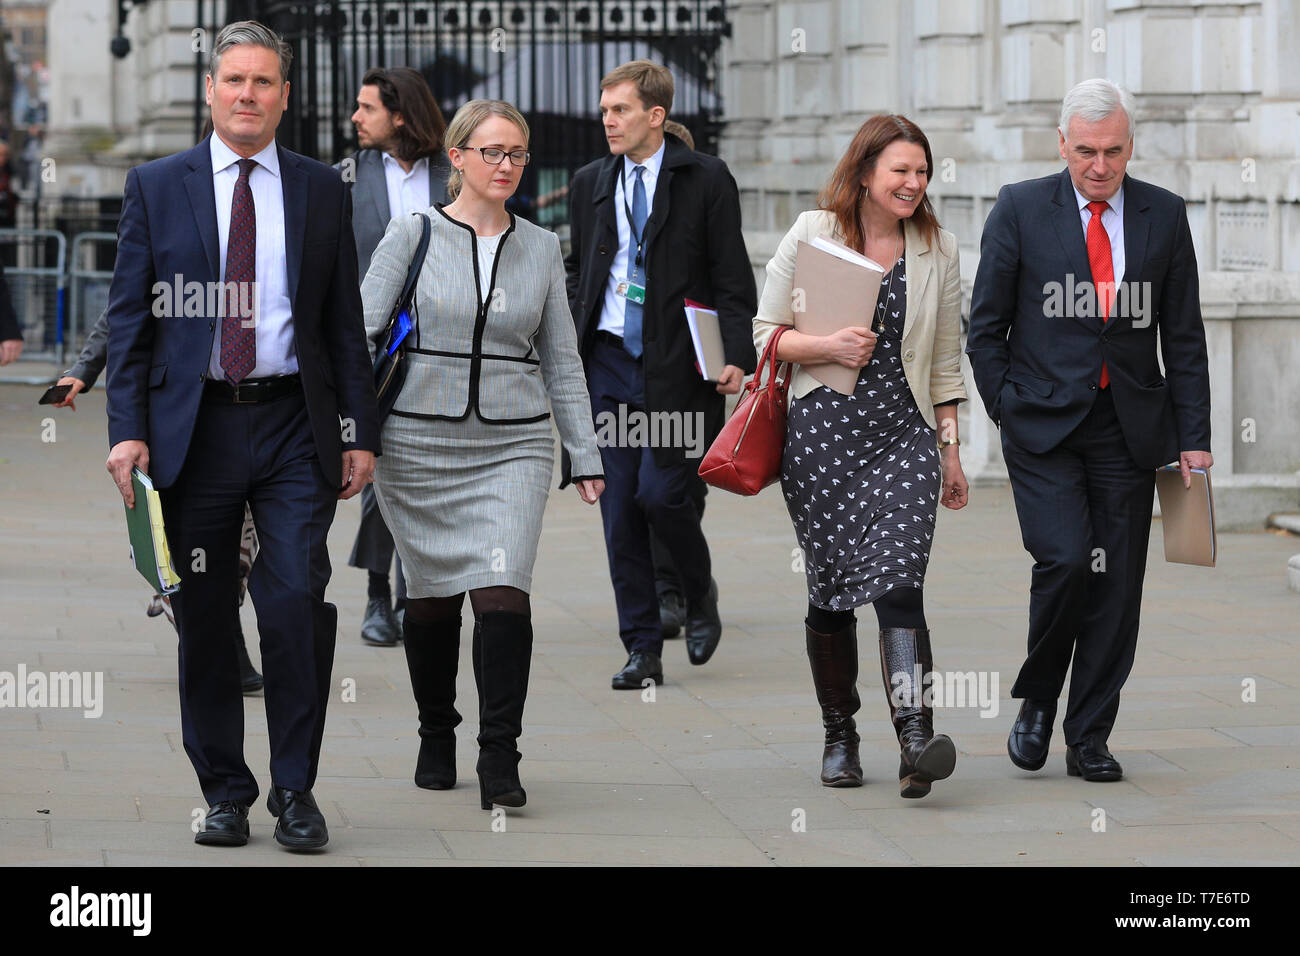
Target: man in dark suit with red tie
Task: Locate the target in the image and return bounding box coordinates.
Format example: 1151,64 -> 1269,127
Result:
105,21 -> 379,849
967,78 -> 1212,782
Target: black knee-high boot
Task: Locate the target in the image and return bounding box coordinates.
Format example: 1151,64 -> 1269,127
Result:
474,610 -> 532,810
805,621 -> 864,787
402,615 -> 462,789
878,627 -> 956,798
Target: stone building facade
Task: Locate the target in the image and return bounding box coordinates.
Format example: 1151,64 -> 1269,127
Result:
43,0 -> 196,196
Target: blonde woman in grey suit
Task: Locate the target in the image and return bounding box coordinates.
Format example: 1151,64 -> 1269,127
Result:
362,100 -> 605,811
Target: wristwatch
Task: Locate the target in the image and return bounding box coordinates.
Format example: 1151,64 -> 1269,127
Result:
938,438 -> 960,449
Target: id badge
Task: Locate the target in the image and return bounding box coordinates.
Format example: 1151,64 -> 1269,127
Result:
616,280 -> 647,305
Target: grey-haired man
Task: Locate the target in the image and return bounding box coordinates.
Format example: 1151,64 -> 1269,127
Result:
967,78 -> 1211,782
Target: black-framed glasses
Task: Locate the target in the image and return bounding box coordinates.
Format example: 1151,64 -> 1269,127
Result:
460,146 -> 531,167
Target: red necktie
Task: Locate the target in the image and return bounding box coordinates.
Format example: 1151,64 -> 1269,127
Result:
1085,200 -> 1112,389
220,158 -> 257,383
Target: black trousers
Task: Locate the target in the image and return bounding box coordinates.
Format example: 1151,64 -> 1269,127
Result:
1001,387 -> 1155,746
348,483 -> 407,602
587,336 -> 712,655
650,476 -> 706,599
161,389 -> 338,805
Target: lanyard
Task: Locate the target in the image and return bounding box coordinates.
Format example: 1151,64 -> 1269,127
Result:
623,174 -> 647,271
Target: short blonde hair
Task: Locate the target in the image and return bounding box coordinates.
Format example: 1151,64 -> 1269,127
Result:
444,99 -> 530,200
600,60 -> 674,115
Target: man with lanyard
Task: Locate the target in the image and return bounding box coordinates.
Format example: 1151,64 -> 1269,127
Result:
564,60 -> 757,690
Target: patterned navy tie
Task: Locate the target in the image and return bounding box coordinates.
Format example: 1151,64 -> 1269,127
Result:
220,158 -> 257,383
622,165 -> 647,359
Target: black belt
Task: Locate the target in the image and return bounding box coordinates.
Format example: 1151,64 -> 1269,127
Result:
595,330 -> 631,352
203,374 -> 302,405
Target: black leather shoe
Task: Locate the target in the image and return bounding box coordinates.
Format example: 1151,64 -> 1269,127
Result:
659,591 -> 685,640
611,651 -> 663,690
1066,739 -> 1123,781
194,800 -> 250,846
236,634 -> 263,695
1008,698 -> 1057,772
684,579 -> 721,665
360,596 -> 400,646
266,787 -> 329,850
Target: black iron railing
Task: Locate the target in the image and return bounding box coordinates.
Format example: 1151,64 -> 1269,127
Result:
209,1 -> 731,228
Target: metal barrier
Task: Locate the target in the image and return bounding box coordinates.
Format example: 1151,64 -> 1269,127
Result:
0,228 -> 68,365
68,232 -> 118,360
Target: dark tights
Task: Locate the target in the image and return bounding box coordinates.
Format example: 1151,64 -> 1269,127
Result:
404,585 -> 531,624
806,586 -> 926,633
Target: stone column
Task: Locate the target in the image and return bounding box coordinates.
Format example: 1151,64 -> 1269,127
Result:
44,0 -> 133,195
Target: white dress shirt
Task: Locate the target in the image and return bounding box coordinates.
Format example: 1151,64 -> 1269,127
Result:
1074,181 -> 1126,289
382,153 -> 430,220
598,138 -> 667,337
207,134 -> 298,380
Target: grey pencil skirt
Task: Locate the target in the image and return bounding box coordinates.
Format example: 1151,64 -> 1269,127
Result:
372,412 -> 555,598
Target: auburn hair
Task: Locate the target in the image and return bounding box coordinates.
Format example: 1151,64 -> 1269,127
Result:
818,114 -> 941,253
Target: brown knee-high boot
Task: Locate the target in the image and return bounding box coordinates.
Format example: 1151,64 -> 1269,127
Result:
878,627 -> 956,798
805,621 -> 864,787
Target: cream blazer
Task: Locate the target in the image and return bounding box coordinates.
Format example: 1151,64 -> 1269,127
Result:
752,209 -> 967,430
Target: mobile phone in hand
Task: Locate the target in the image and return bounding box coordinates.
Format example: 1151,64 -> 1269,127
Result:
38,383 -> 76,405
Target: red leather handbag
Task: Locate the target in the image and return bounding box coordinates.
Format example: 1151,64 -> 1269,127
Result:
698,325 -> 792,496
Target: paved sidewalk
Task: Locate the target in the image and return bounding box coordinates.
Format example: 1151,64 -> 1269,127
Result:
2,382 -> 1297,866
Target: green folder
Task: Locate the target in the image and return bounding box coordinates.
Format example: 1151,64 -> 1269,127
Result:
124,467 -> 181,594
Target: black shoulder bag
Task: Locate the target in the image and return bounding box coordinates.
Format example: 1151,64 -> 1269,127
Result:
373,212 -> 433,422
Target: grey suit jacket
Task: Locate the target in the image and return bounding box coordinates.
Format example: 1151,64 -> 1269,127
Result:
348,149 -> 450,279
66,307 -> 109,388
361,205 -> 604,480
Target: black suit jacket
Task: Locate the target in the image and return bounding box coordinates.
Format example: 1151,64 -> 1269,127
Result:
106,136 -> 380,489
966,169 -> 1210,469
563,133 -> 758,474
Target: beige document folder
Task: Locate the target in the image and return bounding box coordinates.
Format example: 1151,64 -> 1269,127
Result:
684,299 -> 726,381
791,237 -> 885,395
1155,467 -> 1216,567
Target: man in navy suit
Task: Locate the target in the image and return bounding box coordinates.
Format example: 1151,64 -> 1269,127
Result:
564,61 -> 757,690
105,21 -> 379,849
967,78 -> 1212,782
